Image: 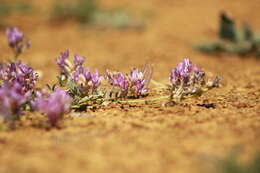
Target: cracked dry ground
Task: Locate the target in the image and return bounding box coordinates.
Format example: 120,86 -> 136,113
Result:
0,0 -> 260,173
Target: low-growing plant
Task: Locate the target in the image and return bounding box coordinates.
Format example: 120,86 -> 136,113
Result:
0,27 -> 74,127
0,60 -> 38,93
6,27 -> 30,58
0,26 -> 221,128
0,1 -> 32,27
53,50 -> 153,109
0,0 -> 31,16
168,58 -> 220,103
33,88 -> 72,127
51,0 -> 144,29
92,9 -> 144,30
54,50 -> 103,109
105,63 -> 152,99
195,11 -> 260,57
0,28 -> 38,125
215,152 -> 260,173
0,81 -> 30,121
52,0 -> 97,23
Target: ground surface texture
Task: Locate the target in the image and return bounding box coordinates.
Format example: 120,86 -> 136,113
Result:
0,0 -> 260,173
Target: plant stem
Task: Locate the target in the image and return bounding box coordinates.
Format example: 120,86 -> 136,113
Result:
117,95 -> 169,104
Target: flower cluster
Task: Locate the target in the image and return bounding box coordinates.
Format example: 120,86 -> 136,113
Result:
56,50 -> 102,96
0,82 -> 30,121
106,67 -> 150,98
130,69 -> 149,95
169,58 -> 220,101
34,89 -> 72,126
6,27 -> 30,58
0,26 -> 222,128
0,61 -> 38,93
106,71 -> 129,97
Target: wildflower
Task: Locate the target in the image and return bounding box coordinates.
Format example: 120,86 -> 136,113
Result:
6,27 -> 23,48
90,69 -> 101,92
193,64 -> 199,73
106,70 -> 129,96
72,66 -> 84,81
56,49 -> 71,75
170,58 -> 192,86
74,53 -> 85,67
0,61 -> 38,93
71,67 -> 101,94
35,88 -> 72,126
116,73 -> 129,92
56,51 -> 102,96
0,82 -> 29,121
6,27 -> 30,57
106,67 -> 150,98
84,67 -> 92,81
129,68 -> 148,95
169,58 -> 220,101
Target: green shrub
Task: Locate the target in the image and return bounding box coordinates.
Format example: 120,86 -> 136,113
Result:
0,0 -> 31,17
51,0 -> 144,29
195,12 -> 260,57
216,152 -> 260,173
52,0 -> 97,23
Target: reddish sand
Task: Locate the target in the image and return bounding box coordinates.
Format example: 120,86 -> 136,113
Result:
0,0 -> 260,173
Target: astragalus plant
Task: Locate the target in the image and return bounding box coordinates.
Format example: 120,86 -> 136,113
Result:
0,60 -> 38,93
0,27 -> 38,123
0,82 -> 30,121
6,27 -> 30,58
33,89 -> 72,127
55,50 -> 103,109
169,58 -> 220,102
106,64 -> 152,99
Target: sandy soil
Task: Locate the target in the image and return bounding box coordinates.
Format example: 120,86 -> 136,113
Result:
0,0 -> 260,173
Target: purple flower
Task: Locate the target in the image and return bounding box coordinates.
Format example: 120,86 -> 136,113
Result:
6,27 -> 23,48
55,51 -> 102,96
106,67 -> 150,97
193,64 -> 199,74
129,69 -> 148,95
74,53 -> 85,67
0,82 -> 29,121
169,58 -> 220,102
106,68 -> 149,97
35,89 -> 72,126
169,68 -> 179,85
6,27 -> 30,57
183,58 -> 192,73
170,59 -> 193,86
134,80 -> 146,95
56,50 -> 70,75
90,69 -> 101,91
116,73 -> 129,92
130,69 -> 139,82
178,59 -> 191,79
192,64 -> 205,84
0,61 -> 38,93
72,66 -> 84,81
106,71 -> 129,94
84,67 -> 91,81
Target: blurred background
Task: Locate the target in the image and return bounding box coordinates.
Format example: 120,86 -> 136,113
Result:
1,0 -> 260,85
